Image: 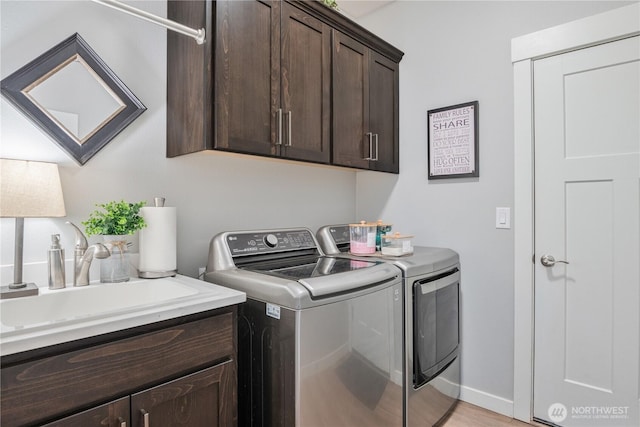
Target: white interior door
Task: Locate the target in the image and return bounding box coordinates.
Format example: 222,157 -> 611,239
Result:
533,36 -> 640,426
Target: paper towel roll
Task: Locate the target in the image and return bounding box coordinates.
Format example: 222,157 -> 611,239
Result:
138,206 -> 177,277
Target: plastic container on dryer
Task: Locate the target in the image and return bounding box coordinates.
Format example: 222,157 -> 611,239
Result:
381,232 -> 414,256
349,221 -> 377,254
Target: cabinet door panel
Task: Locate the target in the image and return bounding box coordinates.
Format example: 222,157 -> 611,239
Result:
332,31 -> 370,169
369,51 -> 399,173
167,0 -> 212,156
131,362 -> 235,427
216,0 -> 280,155
41,397 -> 129,427
281,3 -> 330,163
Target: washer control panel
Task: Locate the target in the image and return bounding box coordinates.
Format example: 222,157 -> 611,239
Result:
227,229 -> 317,256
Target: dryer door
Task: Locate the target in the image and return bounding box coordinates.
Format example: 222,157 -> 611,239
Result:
413,268 -> 460,388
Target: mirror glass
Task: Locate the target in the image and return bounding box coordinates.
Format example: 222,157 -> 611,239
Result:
1,33 -> 145,165
26,55 -> 126,145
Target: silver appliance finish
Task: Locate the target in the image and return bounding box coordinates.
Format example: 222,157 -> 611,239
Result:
317,225 -> 461,427
205,228 -> 404,427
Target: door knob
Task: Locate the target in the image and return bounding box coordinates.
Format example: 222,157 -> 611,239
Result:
540,254 -> 569,267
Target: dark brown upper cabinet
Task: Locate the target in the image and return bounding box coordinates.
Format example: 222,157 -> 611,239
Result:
280,2 -> 331,163
332,31 -> 399,173
215,0 -> 281,158
229,0 -> 332,163
167,0 -> 402,172
168,0 -> 330,164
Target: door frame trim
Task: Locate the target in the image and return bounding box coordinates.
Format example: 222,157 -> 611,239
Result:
511,3 -> 639,422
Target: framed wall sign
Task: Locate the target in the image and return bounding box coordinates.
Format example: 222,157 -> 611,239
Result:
427,101 -> 479,179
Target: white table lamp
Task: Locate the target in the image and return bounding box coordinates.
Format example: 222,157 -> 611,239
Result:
0,159 -> 66,298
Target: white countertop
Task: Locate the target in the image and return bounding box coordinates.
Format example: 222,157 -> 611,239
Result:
0,275 -> 245,357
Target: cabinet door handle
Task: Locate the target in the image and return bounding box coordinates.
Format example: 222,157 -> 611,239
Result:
286,111 -> 292,147
141,409 -> 150,427
117,417 -> 127,427
373,133 -> 379,161
364,132 -> 373,160
276,108 -> 283,145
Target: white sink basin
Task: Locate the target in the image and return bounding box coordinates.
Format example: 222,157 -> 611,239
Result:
0,275 -> 246,356
1,279 -> 197,328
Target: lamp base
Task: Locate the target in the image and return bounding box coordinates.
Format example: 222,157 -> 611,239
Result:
0,283 -> 39,299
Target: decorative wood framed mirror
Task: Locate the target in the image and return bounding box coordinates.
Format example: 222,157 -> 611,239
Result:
1,33 -> 146,165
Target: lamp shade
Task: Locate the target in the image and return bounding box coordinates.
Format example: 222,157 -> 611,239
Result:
0,159 -> 66,218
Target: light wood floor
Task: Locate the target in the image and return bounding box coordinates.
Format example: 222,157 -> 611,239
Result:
298,354 -> 537,427
441,401 -> 534,427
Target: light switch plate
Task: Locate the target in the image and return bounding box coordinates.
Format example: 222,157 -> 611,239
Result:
496,207 -> 511,229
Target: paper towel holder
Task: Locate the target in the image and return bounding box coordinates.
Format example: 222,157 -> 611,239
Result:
138,197 -> 177,279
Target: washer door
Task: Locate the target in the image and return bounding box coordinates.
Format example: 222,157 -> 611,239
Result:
413,268 -> 460,388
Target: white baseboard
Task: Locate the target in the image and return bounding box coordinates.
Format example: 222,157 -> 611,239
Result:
459,384 -> 514,418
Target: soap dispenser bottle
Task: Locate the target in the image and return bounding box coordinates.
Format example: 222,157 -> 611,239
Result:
48,234 -> 66,289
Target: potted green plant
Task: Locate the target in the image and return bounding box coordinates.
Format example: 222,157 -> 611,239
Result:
83,200 -> 147,236
322,0 -> 338,10
83,200 -> 147,283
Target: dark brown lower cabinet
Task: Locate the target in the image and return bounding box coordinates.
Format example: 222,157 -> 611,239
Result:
41,397 -> 130,427
42,363 -> 234,427
131,362 -> 235,427
1,308 -> 237,427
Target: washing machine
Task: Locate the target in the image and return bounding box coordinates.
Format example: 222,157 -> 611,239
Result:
317,225 -> 461,427
205,228 -> 404,427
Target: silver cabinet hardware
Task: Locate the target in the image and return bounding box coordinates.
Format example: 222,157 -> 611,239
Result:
276,108 -> 283,145
540,254 -> 569,267
141,409 -> 150,427
277,109 -> 292,147
117,417 -> 127,427
372,133 -> 379,161
364,132 -> 374,160
286,111 -> 292,147
364,133 -> 379,161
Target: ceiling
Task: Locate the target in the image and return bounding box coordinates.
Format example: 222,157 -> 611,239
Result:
337,1 -> 396,18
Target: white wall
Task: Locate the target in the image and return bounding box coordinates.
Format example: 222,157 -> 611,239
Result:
351,0 -> 633,415
0,0 -> 356,284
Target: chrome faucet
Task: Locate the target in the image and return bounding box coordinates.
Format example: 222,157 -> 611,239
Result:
67,222 -> 110,286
